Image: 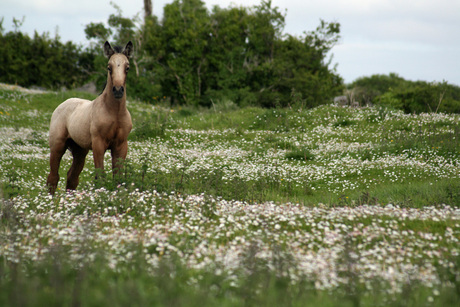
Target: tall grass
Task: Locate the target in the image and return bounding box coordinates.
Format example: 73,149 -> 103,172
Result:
0,87 -> 459,306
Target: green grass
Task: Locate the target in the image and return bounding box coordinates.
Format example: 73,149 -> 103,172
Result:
2,251 -> 458,307
0,87 -> 459,306
0,89 -> 96,130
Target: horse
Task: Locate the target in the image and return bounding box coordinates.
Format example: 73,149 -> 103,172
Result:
46,41 -> 133,195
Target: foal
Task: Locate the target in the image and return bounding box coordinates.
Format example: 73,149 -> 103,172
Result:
47,41 -> 133,195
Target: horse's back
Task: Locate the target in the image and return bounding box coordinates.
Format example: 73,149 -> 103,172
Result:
49,98 -> 92,148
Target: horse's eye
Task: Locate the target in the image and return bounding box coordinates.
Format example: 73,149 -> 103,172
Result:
108,66 -> 112,72
126,66 -> 130,73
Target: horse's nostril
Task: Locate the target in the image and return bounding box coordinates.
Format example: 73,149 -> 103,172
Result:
112,86 -> 124,98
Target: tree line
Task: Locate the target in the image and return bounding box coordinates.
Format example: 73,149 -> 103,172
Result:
0,19 -> 95,90
348,73 -> 460,113
0,0 -> 342,108
1,0 -> 459,113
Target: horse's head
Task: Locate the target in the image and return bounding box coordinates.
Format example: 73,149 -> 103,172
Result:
103,41 -> 134,99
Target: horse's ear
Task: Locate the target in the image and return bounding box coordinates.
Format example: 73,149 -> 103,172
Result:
123,41 -> 134,59
103,41 -> 115,59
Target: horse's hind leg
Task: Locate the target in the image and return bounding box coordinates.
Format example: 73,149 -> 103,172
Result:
47,140 -> 67,195
66,140 -> 89,191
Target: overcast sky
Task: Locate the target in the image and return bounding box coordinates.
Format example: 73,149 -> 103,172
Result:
2,0 -> 459,85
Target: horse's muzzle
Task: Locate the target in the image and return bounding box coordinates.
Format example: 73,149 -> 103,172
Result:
113,86 -> 124,99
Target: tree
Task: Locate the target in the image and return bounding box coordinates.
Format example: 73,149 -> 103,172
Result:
84,23 -> 112,44
144,0 -> 153,19
204,5 -> 252,104
159,0 -> 211,105
268,20 -> 343,108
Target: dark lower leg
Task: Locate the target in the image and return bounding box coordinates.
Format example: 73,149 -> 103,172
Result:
47,148 -> 66,195
66,147 -> 88,191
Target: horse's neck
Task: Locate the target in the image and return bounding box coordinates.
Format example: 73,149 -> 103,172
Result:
98,90 -> 127,115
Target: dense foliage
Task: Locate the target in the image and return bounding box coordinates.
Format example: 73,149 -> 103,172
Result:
0,28 -> 95,90
348,73 -> 460,114
1,0 -> 343,107
86,0 -> 344,107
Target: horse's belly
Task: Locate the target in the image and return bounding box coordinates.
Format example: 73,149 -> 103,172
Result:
69,128 -> 92,149
67,105 -> 93,149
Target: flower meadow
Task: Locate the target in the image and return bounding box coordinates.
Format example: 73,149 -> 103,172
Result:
0,87 -> 459,306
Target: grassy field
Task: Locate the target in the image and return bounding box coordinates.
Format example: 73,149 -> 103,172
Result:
0,86 -> 459,306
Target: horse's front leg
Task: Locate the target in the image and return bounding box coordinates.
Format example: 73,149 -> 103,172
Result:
111,140 -> 128,177
92,137 -> 107,179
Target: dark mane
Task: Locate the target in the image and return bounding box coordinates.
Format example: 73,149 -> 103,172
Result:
100,81 -> 107,95
112,45 -> 125,54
